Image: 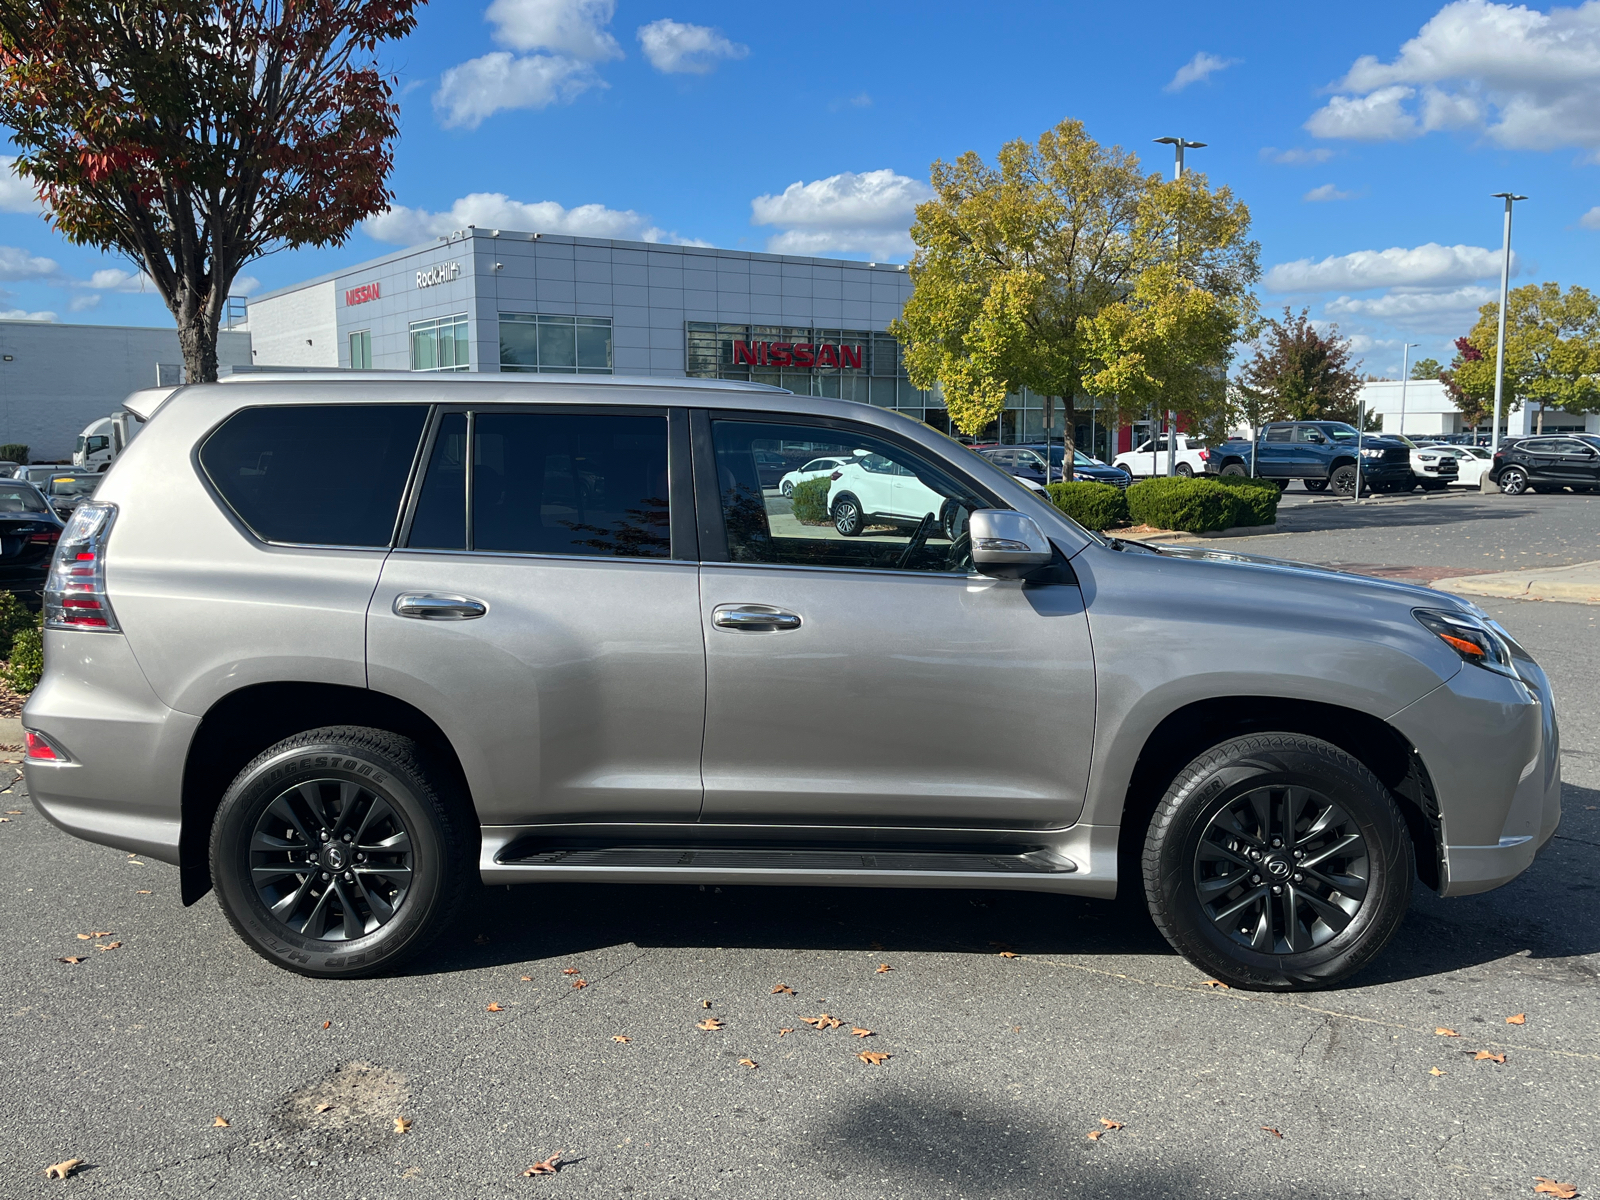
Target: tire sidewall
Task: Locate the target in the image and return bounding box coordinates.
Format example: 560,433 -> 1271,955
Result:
1501,467 -> 1527,494
832,495 -> 862,536
211,737 -> 450,976
1148,740 -> 1411,989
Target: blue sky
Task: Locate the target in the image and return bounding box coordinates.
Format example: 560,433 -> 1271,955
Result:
5,0 -> 1600,377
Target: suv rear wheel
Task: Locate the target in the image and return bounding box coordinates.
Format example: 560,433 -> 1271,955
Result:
1142,733 -> 1412,991
1498,466 -> 1531,495
210,726 -> 471,978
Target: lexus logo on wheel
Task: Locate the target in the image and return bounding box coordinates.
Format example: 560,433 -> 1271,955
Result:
1266,858 -> 1292,879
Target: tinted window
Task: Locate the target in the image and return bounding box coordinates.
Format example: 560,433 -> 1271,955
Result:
409,411 -> 671,558
201,404 -> 427,546
1518,439 -> 1553,453
1555,439 -> 1594,454
0,484 -> 48,513
1293,426 -> 1325,443
1263,425 -> 1291,443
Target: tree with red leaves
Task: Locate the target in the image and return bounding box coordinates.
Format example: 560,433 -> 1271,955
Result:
0,0 -> 421,382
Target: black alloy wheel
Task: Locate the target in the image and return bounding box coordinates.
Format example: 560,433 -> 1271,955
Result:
1499,466 -> 1530,495
1303,479 -> 1330,492
1330,465 -> 1359,497
832,495 -> 864,537
1143,733 -> 1412,991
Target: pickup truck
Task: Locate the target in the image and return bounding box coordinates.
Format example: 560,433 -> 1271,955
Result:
1207,421 -> 1414,496
1113,434 -> 1210,478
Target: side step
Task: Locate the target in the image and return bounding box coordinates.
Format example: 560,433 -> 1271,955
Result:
501,846 -> 1077,874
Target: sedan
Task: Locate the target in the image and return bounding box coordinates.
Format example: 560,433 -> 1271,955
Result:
1489,435 -> 1600,494
776,455 -> 852,498
43,471 -> 103,520
978,445 -> 1134,489
0,481 -> 64,604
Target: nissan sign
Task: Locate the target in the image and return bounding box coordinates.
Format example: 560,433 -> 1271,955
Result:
733,339 -> 863,369
344,281 -> 380,306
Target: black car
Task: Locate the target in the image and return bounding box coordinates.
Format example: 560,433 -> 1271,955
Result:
977,444 -> 1133,488
0,481 -> 64,605
1489,435 -> 1600,494
42,471 -> 103,520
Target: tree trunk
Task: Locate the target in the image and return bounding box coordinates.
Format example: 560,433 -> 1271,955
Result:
1061,394 -> 1077,482
175,303 -> 221,384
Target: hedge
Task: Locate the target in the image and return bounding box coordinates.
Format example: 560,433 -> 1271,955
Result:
0,591 -> 34,660
2,625 -> 42,694
1125,476 -> 1278,534
1046,481 -> 1130,531
0,443 -> 28,465
1211,473 -> 1282,527
790,476 -> 832,524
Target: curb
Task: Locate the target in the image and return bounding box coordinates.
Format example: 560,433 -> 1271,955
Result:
1432,559 -> 1600,606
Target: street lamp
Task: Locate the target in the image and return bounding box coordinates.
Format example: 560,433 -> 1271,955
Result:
1490,193 -> 1527,457
1153,137 -> 1207,477
1398,342 -> 1420,438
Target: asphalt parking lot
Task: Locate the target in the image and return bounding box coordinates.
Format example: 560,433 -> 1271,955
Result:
1,490 -> 1596,1200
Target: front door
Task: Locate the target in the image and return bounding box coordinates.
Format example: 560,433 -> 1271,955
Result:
366,406 -> 706,826
695,415 -> 1097,830
1547,438 -> 1600,488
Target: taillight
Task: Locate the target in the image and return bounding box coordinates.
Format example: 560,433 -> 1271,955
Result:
44,501 -> 119,632
28,526 -> 60,544
829,471 -> 842,481
1199,449 -> 1210,461
25,730 -> 65,761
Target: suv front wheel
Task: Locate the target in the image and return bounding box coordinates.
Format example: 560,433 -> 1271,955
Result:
1142,733 -> 1412,991
210,726 -> 471,978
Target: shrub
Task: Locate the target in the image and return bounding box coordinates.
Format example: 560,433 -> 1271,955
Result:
790,477 -> 832,524
0,443 -> 28,465
1211,473 -> 1282,527
1126,477 -> 1240,533
0,590 -> 35,660
1,624 -> 42,694
1046,481 -> 1130,531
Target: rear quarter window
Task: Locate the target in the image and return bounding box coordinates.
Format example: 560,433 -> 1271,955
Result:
200,404 -> 428,546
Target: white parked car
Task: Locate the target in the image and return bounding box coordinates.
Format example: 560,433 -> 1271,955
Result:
777,455 -> 852,498
1420,443 -> 1490,488
1388,436 -> 1460,490
826,452 -> 947,537
1114,435 -> 1210,478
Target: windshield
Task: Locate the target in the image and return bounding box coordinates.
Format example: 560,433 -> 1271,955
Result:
1041,447 -> 1102,467
49,475 -> 99,497
0,484 -> 49,513
1318,423 -> 1363,443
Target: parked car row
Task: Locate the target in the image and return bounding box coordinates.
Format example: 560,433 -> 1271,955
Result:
0,479 -> 66,604
1487,434 -> 1600,494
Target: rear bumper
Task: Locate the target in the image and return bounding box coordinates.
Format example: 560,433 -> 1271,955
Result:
21,630 -> 194,864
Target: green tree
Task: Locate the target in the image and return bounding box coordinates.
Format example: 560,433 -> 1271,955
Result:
0,0 -> 421,384
1452,283 -> 1600,427
889,118 -> 1259,476
1410,356 -> 1442,380
1235,307 -> 1362,424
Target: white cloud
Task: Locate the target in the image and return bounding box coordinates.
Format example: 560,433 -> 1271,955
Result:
1326,285 -> 1497,329
1304,183 -> 1358,202
0,157 -> 44,215
1166,51 -> 1239,92
434,52 -> 603,128
751,169 -> 932,260
69,294 -> 101,313
363,191 -> 705,246
1265,242 -> 1513,292
0,245 -> 62,282
1307,0 -> 1600,153
1261,146 -> 1334,164
637,19 -> 748,74
1580,206 -> 1600,229
484,0 -> 621,59
232,275 -> 261,295
0,308 -> 55,321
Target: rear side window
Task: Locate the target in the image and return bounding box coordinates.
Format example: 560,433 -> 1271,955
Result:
1264,425 -> 1291,443
200,405 -> 427,546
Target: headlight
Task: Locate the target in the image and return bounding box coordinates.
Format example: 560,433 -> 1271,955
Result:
1360,447 -> 1385,458
1413,607 -> 1518,679
1418,453 -> 1438,461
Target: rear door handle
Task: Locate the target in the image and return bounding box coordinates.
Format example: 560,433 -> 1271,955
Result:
394,593 -> 487,620
712,604 -> 802,632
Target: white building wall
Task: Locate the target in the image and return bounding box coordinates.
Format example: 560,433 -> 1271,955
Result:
1357,379 -> 1460,437
239,279 -> 337,367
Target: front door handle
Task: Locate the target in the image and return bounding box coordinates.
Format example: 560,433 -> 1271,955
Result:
394,593 -> 487,620
712,604 -> 802,632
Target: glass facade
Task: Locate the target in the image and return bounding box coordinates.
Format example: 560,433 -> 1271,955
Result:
349,329 -> 372,370
685,322 -> 932,411
410,314 -> 470,372
500,313 -> 613,374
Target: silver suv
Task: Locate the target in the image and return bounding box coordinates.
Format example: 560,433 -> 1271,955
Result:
24,375 -> 1561,990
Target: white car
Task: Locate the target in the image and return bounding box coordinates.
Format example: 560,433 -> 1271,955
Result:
826,453 -> 948,537
776,455 -> 852,498
1388,436 -> 1461,490
1113,435 -> 1210,478
1419,443 -> 1490,488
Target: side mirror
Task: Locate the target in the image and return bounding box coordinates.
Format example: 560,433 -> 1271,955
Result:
969,510 -> 1053,578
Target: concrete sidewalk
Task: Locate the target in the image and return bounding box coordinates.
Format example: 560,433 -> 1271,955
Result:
1433,558 -> 1600,605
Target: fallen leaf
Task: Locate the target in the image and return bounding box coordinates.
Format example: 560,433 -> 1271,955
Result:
5,809 -> 20,814
95,941 -> 121,952
1507,1013 -> 1528,1025
315,1103 -> 334,1113
0,818 -> 9,823
739,1058 -> 758,1069
1534,1180 -> 1578,1199
212,1116 -> 229,1127
486,1003 -> 504,1012
570,978 -> 588,990
520,976 -> 532,982
43,1159 -> 83,1180
523,1151 -> 563,1176
1429,1067 -> 1447,1076
858,1051 -> 890,1065
770,984 -> 795,995
1261,1126 -> 1282,1138
562,968 -> 579,975
75,934 -> 90,941
696,1018 -> 724,1031
322,1021 -> 331,1030
701,999 -> 713,1008
127,861 -> 144,866
1435,1028 -> 1461,1037
1086,1129 -> 1103,1141
777,1028 -> 794,1038
1474,1050 -> 1507,1064
997,951 -> 1019,959
1100,1119 -> 1125,1130
875,964 -> 893,973
1202,980 -> 1230,990
136,890 -> 152,895
57,956 -> 85,964
851,1027 -> 875,1038
393,1118 -> 411,1134
802,1014 -> 843,1030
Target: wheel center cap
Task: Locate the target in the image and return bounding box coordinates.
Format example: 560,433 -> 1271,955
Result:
322,845 -> 347,871
1265,857 -> 1292,880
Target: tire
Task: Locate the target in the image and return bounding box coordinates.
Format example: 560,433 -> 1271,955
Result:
1220,463 -> 1247,478
1142,733 -> 1413,991
1421,479 -> 1450,492
1175,463 -> 1194,478
832,495 -> 865,537
1498,467 -> 1530,495
780,481 -> 794,498
1329,465 -> 1358,497
1272,479 -> 1289,492
210,725 -> 472,979
1303,479 -> 1329,492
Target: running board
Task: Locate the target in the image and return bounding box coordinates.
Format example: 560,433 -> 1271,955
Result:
504,846 -> 1075,873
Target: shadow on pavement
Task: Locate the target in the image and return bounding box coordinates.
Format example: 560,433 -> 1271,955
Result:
1269,497 -> 1530,536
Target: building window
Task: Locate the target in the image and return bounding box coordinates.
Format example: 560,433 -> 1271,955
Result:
410,314 -> 470,372
499,314 -> 613,374
349,329 -> 372,370
684,322 -> 908,408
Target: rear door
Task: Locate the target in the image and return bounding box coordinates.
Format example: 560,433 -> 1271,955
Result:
1546,438 -> 1600,487
366,405 -> 706,826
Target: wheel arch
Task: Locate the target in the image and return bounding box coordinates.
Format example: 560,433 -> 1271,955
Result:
1117,696 -> 1442,895
178,682 -> 477,906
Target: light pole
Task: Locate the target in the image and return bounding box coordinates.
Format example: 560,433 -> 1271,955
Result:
1154,137 -> 1206,478
1490,192 -> 1527,456
1398,342 -> 1420,438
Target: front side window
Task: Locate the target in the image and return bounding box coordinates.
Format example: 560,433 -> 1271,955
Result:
200,405 -> 428,545
499,314 -> 613,374
710,420 -> 986,574
411,314 -> 470,372
408,411 -> 670,558
1294,426 -> 1326,443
